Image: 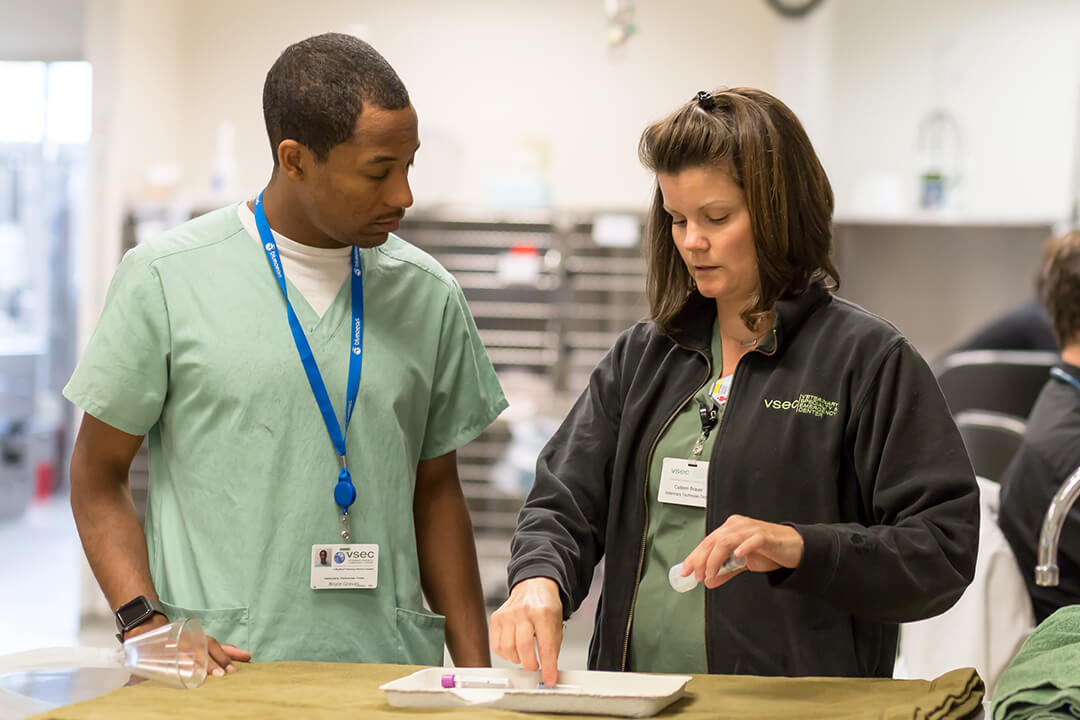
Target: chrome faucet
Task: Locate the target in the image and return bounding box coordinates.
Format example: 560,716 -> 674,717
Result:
1036,465 -> 1080,586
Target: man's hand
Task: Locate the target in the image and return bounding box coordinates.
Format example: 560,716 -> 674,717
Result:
125,615 -> 251,676
489,577 -> 563,688
681,515 -> 804,589
72,414 -> 252,677
205,637 -> 252,676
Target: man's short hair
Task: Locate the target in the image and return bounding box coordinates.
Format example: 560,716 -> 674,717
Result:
263,33 -> 410,165
1040,230 -> 1080,348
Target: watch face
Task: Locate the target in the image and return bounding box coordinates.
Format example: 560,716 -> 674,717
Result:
117,598 -> 152,628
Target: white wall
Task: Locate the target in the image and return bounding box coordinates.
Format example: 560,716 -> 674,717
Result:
0,0 -> 84,61
81,0 -> 186,330
77,0 -> 189,617
78,0 -> 1080,315
92,0 -> 1080,222
170,0 -> 778,212
821,0 -> 1080,222
773,1 -> 835,158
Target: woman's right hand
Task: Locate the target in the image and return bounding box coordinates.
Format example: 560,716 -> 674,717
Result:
489,577 -> 564,688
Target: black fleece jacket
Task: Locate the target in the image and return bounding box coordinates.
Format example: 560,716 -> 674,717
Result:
998,362 -> 1080,623
508,284 -> 979,677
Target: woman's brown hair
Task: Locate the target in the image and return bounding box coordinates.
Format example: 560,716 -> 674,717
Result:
638,87 -> 839,335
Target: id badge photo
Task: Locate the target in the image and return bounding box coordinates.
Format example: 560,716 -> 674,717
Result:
310,544 -> 379,590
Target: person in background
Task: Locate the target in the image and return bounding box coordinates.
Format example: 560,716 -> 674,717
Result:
999,230 -> 1080,622
490,88 -> 978,685
66,33 -> 505,674
949,257 -> 1058,354
950,298 -> 1057,354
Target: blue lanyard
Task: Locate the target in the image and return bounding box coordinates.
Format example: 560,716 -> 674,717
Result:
254,191 -> 363,522
1051,367 -> 1080,393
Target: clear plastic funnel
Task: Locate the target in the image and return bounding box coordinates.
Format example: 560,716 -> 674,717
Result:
122,617 -> 208,689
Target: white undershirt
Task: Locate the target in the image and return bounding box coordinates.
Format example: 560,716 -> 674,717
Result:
237,203 -> 352,318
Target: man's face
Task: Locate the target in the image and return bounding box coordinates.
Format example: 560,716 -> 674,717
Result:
298,104 -> 420,249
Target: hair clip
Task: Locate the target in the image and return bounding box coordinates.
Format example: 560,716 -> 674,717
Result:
695,91 -> 716,110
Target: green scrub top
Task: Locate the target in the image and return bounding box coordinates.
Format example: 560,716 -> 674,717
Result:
629,318 -> 724,674
63,205 -> 507,664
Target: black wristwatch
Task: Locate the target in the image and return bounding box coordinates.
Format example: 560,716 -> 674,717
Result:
114,595 -> 168,642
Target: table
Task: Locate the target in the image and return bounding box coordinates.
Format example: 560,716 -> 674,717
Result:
17,662 -> 985,720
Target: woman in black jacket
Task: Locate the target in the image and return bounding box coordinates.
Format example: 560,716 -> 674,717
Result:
489,88 -> 979,686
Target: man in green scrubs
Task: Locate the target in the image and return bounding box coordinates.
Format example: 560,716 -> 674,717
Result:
65,33 -> 506,675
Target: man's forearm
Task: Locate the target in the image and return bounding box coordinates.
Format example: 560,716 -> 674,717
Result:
416,480 -> 490,666
71,463 -> 158,610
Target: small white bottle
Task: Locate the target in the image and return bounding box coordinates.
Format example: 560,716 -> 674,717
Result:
668,556 -> 747,593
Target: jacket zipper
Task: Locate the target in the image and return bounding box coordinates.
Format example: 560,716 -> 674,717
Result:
700,333 -> 774,672
701,356 -> 741,673
620,346 -> 712,671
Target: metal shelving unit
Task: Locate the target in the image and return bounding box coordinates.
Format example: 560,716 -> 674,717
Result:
402,214 -> 648,605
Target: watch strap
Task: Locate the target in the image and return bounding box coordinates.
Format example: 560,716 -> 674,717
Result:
114,595 -> 169,643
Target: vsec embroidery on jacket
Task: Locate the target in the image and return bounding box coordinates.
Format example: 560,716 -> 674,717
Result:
762,393 -> 839,417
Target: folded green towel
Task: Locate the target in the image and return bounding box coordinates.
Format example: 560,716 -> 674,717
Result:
993,605 -> 1080,719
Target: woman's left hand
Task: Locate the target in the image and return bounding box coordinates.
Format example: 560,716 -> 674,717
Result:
681,515 -> 805,589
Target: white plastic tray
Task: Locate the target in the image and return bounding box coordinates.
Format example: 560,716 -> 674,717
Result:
380,667 -> 691,717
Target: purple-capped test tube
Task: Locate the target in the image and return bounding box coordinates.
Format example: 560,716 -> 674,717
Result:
441,673 -> 510,689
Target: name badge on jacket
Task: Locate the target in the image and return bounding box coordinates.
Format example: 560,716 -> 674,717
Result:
658,458 -> 708,508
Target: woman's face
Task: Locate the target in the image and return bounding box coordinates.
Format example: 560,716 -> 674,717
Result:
658,165 -> 759,307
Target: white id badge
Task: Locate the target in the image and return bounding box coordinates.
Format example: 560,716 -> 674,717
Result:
310,544 -> 378,590
658,458 -> 709,508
